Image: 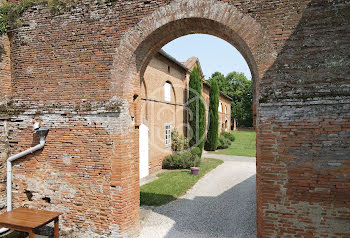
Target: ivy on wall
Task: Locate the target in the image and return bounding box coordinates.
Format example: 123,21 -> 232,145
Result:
0,0 -> 44,35
0,0 -> 116,35
0,7 -> 6,34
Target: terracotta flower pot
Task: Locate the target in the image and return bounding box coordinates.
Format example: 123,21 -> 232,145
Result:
190,167 -> 200,175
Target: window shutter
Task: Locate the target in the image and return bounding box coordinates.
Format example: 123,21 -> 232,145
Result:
164,82 -> 171,102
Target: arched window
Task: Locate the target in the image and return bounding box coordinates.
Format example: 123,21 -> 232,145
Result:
225,105 -> 227,114
164,82 -> 171,102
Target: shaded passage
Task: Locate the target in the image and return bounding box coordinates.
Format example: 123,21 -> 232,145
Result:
139,154 -> 256,238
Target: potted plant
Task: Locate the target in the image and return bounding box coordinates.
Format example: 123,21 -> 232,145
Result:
190,167 -> 200,175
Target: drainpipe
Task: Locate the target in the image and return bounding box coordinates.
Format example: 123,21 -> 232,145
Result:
0,126 -> 49,234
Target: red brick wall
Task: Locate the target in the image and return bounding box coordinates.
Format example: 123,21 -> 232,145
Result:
142,53 -> 187,173
202,84 -> 232,133
12,124 -> 114,234
0,0 -> 348,237
142,52 -> 233,173
219,96 -> 231,133
0,35 -> 12,98
256,1 -> 350,236
0,34 -> 12,207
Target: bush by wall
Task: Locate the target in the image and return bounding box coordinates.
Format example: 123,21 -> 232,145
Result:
162,147 -> 201,169
171,128 -> 189,152
190,147 -> 201,158
217,135 -> 232,149
221,132 -> 235,142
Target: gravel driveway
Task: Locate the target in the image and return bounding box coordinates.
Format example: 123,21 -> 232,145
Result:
139,153 -> 256,238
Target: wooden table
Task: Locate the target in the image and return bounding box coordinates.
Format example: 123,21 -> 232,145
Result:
0,207 -> 62,238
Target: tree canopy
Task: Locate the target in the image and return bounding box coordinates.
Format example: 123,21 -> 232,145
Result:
208,71 -> 253,127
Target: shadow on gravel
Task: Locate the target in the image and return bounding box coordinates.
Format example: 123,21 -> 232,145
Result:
144,174 -> 256,238
140,192 -> 176,206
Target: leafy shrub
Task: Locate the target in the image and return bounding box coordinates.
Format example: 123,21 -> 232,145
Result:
180,151 -> 193,168
192,155 -> 201,167
190,147 -> 201,167
171,129 -> 182,152
182,136 -> 190,150
205,138 -> 217,151
221,132 -> 235,141
162,154 -> 178,169
190,147 -> 201,157
171,129 -> 190,152
216,139 -> 222,149
162,149 -> 201,169
217,135 -> 231,149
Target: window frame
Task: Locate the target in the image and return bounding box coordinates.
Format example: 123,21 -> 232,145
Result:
164,123 -> 171,147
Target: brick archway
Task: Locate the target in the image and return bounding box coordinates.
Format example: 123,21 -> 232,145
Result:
112,0 -> 277,235
112,0 -> 277,100
1,0 -> 348,237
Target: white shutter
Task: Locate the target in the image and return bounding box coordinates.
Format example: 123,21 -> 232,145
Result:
165,124 -> 171,146
164,82 -> 171,102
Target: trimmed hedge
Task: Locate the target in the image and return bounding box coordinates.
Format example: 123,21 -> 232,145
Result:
190,147 -> 201,157
162,147 -> 201,169
217,135 -> 232,149
221,132 -> 235,142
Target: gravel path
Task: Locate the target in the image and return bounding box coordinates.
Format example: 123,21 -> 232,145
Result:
139,153 -> 256,238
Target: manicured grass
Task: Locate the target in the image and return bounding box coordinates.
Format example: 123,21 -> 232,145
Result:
140,158 -> 223,206
213,130 -> 256,157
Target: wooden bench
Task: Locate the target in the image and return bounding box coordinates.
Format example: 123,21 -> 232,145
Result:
0,207 -> 62,238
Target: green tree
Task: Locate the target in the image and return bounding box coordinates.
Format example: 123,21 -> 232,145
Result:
208,72 -> 230,95
208,71 -> 253,127
232,79 -> 253,127
204,78 -> 219,151
188,66 -> 206,155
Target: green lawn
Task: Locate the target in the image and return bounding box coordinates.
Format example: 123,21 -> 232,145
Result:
140,158 -> 223,206
213,130 -> 256,157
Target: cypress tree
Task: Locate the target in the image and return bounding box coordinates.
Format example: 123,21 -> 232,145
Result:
205,78 -> 219,151
188,66 -> 206,155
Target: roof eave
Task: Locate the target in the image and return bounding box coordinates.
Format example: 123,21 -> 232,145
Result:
158,49 -> 189,71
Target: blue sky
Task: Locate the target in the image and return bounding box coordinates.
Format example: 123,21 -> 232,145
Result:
162,34 -> 252,80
